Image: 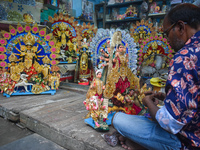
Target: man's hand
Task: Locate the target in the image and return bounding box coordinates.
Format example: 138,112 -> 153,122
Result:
142,94 -> 160,121
153,92 -> 166,101
142,94 -> 158,107
143,91 -> 165,106
144,91 -> 166,101
144,91 -> 155,96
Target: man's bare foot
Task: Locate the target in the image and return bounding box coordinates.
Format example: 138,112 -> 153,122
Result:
101,131 -> 120,147
119,136 -> 146,150
119,135 -> 126,145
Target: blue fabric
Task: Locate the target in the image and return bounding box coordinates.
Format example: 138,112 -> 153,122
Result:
113,112 -> 181,150
163,31 -> 200,149
84,111 -> 116,128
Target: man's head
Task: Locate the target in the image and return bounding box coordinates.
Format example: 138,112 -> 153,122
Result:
163,3 -> 200,52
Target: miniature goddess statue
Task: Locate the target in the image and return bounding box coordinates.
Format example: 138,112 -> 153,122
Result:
84,70 -> 108,130
48,66 -> 60,90
78,44 -> 92,84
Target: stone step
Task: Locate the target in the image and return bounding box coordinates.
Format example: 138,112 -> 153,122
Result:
0,134 -> 67,150
0,86 -> 145,150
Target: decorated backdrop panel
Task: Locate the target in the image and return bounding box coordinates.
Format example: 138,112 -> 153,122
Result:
49,13 -> 80,63
89,28 -> 138,72
0,23 -> 60,96
0,24 -> 58,66
138,35 -> 174,65
130,20 -> 156,44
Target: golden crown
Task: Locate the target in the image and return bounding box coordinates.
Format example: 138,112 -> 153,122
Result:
58,22 -> 67,31
23,32 -> 35,46
72,38 -> 77,42
42,56 -> 50,64
152,41 -> 158,50
140,26 -> 144,31
82,44 -> 88,49
8,53 -> 17,62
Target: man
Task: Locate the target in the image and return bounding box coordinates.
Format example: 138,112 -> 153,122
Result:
112,3 -> 200,150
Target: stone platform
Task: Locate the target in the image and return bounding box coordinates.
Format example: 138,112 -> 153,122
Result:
0,82 -> 145,150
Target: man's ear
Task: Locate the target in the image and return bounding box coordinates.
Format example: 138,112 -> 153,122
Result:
177,21 -> 186,35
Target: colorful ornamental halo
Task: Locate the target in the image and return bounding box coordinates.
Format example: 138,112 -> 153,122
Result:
132,25 -> 151,37
0,23 -> 59,68
130,19 -> 156,43
6,34 -> 51,54
49,13 -> 80,39
89,28 -> 138,72
52,22 -> 77,37
77,22 -> 97,47
138,35 -> 174,65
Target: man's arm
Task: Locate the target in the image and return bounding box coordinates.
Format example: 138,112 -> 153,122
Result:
142,94 -> 160,121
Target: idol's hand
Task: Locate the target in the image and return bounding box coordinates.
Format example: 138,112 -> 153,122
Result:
100,49 -> 104,53
100,56 -> 104,60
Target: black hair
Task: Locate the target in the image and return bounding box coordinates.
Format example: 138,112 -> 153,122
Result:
166,3 -> 200,29
96,71 -> 101,76
117,44 -> 123,49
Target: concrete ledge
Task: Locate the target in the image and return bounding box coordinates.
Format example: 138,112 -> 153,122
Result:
0,89 -> 125,150
59,86 -> 87,94
20,114 -> 87,150
0,106 -> 19,122
59,82 -> 89,94
20,113 -> 120,150
0,133 -> 66,150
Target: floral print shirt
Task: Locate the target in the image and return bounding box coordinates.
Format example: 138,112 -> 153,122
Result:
156,31 -> 200,149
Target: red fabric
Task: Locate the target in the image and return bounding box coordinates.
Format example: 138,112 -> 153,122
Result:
132,103 -> 142,114
24,66 -> 37,81
78,81 -> 89,85
111,77 -> 130,107
124,107 -> 136,115
124,104 -> 142,115
95,93 -> 102,99
115,77 -> 130,94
